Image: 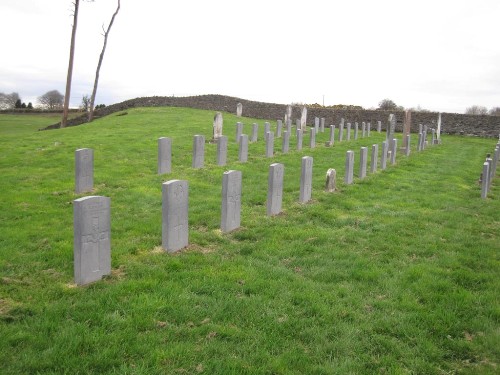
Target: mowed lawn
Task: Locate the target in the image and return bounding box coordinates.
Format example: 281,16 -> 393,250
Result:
0,108 -> 499,374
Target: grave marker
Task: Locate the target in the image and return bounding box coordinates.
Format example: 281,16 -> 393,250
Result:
326,125 -> 335,147
158,137 -> 172,175
162,180 -> 189,252
309,128 -> 316,149
481,162 -> 489,198
213,112 -> 223,140
251,123 -> 258,142
390,138 -> 397,164
192,135 -> 205,168
235,122 -> 243,143
345,150 -> 354,184
266,131 -> 274,157
282,130 -> 290,153
359,147 -> 368,179
276,120 -> 282,138
299,156 -> 313,203
221,170 -> 242,232
347,123 -> 351,141
75,148 -> 93,194
217,135 -> 228,166
381,141 -> 388,170
239,134 -> 248,162
354,122 -> 359,140
320,118 -> 325,132
300,107 -> 307,133
370,144 -> 378,173
267,163 -> 284,216
402,110 -> 411,149
296,129 -> 303,150
236,103 -> 242,117
325,168 -> 336,192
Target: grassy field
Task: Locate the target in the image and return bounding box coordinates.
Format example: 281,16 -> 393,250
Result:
0,108 -> 499,374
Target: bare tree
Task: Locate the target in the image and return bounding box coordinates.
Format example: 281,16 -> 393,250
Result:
61,0 -> 80,128
0,92 -> 21,110
465,105 -> 488,115
38,90 -> 64,110
80,94 -> 91,112
489,107 -> 500,116
88,0 -> 120,122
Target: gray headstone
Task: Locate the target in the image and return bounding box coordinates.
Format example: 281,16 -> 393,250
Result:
213,112 -> 223,140
265,131 -> 274,157
217,135 -> 228,166
73,195 -> 111,286
286,119 -> 292,134
267,163 -> 284,216
387,150 -> 392,165
75,148 -> 93,194
487,157 -> 493,189
162,180 -> 189,252
422,131 -> 427,150
285,105 -> 292,125
320,118 -> 325,133
158,137 -> 172,175
381,141 -> 388,170
390,138 -> 397,165
359,147 -> 368,179
325,168 -> 336,192
299,156 -> 313,203
314,117 -> 319,133
309,128 -> 316,148
402,110 -> 412,149
296,129 -> 303,150
345,150 -> 354,184
264,122 -> 270,135
221,170 -> 242,232
347,123 -> 351,141
405,135 -> 411,156
276,120 -> 283,138
387,114 -> 396,141
377,121 -> 382,133
235,122 -> 243,143
282,130 -> 290,154
354,122 -> 359,140
326,125 -> 335,147
437,113 -> 442,141
339,123 -> 344,142
192,135 -> 205,168
370,144 -> 378,173
424,124 -> 428,133
418,124 -> 423,134
236,103 -> 242,117
431,129 -> 436,145
300,107 -> 308,133
367,122 -> 371,137
417,132 -> 423,151
296,119 -> 301,128
362,122 -> 366,138
239,134 -> 248,162
481,162 -> 489,199
251,123 -> 258,142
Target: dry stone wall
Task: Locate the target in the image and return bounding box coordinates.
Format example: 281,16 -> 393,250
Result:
43,94 -> 500,137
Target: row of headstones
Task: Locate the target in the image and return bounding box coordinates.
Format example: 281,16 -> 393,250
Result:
480,138 -> 500,198
73,131 -> 436,286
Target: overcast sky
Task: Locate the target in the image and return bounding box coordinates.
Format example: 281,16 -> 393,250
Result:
1,0 -> 499,113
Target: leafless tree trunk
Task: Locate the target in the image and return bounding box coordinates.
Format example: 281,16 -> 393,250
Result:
88,0 -> 120,122
61,0 -> 80,128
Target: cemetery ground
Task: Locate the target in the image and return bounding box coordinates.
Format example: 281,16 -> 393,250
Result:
0,108 -> 499,374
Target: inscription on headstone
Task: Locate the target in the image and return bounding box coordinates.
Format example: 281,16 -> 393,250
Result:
221,170 -> 242,232
73,195 -> 111,286
267,163 -> 284,216
162,180 -> 189,252
75,148 -> 94,194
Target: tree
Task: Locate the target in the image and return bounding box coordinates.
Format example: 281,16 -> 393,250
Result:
27,102 -> 33,110
15,99 -> 22,109
465,105 -> 488,115
378,98 -> 398,111
88,0 -> 120,122
80,94 -> 91,112
489,107 -> 500,116
38,90 -> 64,110
0,92 -> 21,109
61,0 -> 80,128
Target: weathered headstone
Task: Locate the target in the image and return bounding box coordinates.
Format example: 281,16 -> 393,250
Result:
192,135 -> 205,168
251,123 -> 258,142
418,123 -> 423,134
282,130 -> 290,154
162,180 -> 189,252
286,119 -> 292,134
387,114 -> 396,141
362,122 -> 366,138
158,137 -> 172,175
320,118 -> 325,133
300,107 -> 308,133
431,129 -> 436,145
75,148 -> 93,194
347,123 -> 351,141
73,195 -> 111,286
402,110 -> 412,149
299,156 -> 313,203
213,112 -> 223,140
359,147 -> 368,179
345,150 -> 354,184
276,120 -> 283,138
387,150 -> 392,165
417,132 -> 423,151
285,105 -> 292,125
367,122 -> 371,137
422,131 -> 427,150
354,122 -> 359,140
296,129 -> 303,150
436,113 -> 442,143
239,134 -> 248,162
377,121 -> 382,133
339,122 -> 344,142
390,138 -> 397,165
481,162 -> 489,199
264,122 -> 270,135
370,144 -> 378,173
325,168 -> 336,192
487,157 -> 493,189
405,135 -> 411,156
221,170 -> 242,232
267,163 -> 284,216
235,122 -> 243,143
314,117 -> 320,133
381,141 -> 388,170
236,103 -> 242,117
217,135 -> 228,166
326,125 -> 335,147
265,131 -> 274,157
296,119 -> 301,129
309,128 -> 316,149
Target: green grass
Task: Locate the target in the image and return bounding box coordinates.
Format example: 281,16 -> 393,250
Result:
1,108 -> 499,374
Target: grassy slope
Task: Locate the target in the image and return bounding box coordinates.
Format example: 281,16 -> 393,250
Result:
0,108 -> 499,374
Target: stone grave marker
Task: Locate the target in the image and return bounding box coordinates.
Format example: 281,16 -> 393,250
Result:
354,122 -> 359,140
481,162 -> 489,198
192,135 -> 205,168
309,128 -> 316,149
266,131 -> 274,157
347,123 -> 351,141
276,120 -> 282,138
345,150 -> 354,184
300,107 -> 307,133
299,156 -> 313,203
235,122 -> 243,143
325,168 -> 336,192
390,138 -> 397,165
314,117 -> 319,133
251,123 -> 258,142
75,148 -> 93,194
326,125 -> 335,147
296,129 -> 303,150
282,130 -> 290,154
158,137 -> 172,175
367,122 -> 371,137
320,118 -> 325,133
221,170 -> 242,232
402,110 -> 411,149
405,135 -> 411,156
387,114 -> 396,141
381,141 -> 388,170
359,147 -> 368,179
73,195 -> 111,286
339,122 -> 344,142
239,134 -> 249,162
377,121 -> 382,133
264,122 -> 270,135
162,180 -> 188,252
371,144 -> 378,173
267,163 -> 284,216
236,103 -> 242,117
417,132 -> 423,151
362,122 -> 366,137
213,112 -> 223,140
217,135 -> 228,166
285,105 -> 292,125
436,113 -> 442,143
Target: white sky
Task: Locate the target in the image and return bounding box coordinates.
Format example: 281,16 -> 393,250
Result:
1,0 -> 499,113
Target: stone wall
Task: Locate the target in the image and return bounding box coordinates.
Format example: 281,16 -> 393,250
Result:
43,94 -> 500,137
